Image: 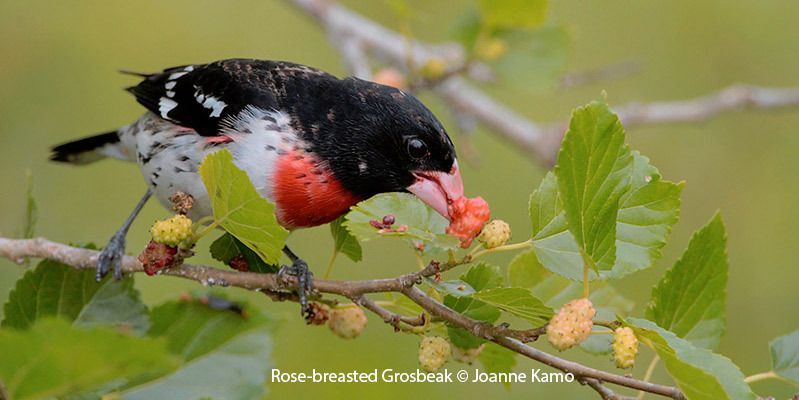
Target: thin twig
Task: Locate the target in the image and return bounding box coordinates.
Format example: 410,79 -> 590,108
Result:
581,377 -> 637,400
0,236 -> 685,399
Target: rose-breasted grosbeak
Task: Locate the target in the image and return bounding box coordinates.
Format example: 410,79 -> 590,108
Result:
51,59 -> 464,313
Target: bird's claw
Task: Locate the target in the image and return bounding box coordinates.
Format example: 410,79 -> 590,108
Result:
278,259 -> 314,318
96,232 -> 126,281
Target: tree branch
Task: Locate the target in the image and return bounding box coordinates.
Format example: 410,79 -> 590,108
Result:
0,236 -> 684,399
289,0 -> 799,166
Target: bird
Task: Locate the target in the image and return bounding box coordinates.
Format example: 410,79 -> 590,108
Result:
50,58 -> 464,315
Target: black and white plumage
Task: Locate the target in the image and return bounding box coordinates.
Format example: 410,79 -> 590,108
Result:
52,58 -> 464,230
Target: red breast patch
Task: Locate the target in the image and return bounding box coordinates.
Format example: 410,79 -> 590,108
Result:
273,150 -> 361,229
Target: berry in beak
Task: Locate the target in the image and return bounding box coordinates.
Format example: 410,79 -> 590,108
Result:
407,161 -> 464,221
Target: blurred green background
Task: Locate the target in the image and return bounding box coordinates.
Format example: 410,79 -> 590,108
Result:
1,0 -> 798,398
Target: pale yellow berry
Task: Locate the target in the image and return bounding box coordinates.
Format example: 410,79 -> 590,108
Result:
477,219 -> 511,249
452,344 -> 484,364
328,306 -> 367,339
150,215 -> 194,247
475,38 -> 508,61
419,58 -> 447,80
546,298 -> 596,351
418,336 -> 451,372
612,327 -> 639,369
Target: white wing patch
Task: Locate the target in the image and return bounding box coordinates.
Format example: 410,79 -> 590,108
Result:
158,97 -> 178,118
194,86 -> 228,117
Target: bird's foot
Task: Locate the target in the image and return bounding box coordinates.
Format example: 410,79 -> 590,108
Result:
96,232 -> 126,281
278,258 -> 315,318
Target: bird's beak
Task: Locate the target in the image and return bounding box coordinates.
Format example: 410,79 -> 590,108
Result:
407,161 -> 464,221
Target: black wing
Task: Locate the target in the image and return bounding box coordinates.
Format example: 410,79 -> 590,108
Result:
126,59 -> 334,136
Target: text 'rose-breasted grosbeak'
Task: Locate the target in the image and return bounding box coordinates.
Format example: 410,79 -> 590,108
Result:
51,59 -> 465,312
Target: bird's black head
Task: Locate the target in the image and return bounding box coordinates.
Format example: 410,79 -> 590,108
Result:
301,77 -> 463,220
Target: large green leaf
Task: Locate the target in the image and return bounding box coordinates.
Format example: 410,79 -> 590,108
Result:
344,193 -> 459,251
628,318 -> 755,400
444,268 -> 502,349
612,152 -> 682,278
769,329 -> 799,384
2,259 -> 149,334
471,288 -> 553,327
0,318 -> 176,400
555,101 -> 633,273
210,232 -> 278,273
478,342 -> 517,388
507,251 -> 633,353
460,263 -> 503,292
199,149 -> 289,265
646,214 -> 727,349
330,216 -> 362,262
478,0 -> 548,30
528,172 -> 585,281
119,299 -> 273,400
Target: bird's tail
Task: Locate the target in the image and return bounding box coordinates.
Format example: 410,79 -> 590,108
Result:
50,131 -> 122,165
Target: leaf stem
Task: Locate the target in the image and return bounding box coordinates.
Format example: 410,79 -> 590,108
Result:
743,370 -> 777,384
469,239 -> 533,261
636,356 -> 660,399
324,250 -> 339,279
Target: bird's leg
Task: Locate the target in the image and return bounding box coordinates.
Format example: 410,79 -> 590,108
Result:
278,245 -> 314,318
96,189 -> 152,281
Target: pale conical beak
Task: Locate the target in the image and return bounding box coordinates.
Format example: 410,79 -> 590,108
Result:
407,160 -> 464,221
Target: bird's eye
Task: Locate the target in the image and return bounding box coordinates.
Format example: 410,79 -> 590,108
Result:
407,138 -> 428,159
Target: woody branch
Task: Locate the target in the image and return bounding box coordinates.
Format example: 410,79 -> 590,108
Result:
289,0 -> 799,166
0,236 -> 684,399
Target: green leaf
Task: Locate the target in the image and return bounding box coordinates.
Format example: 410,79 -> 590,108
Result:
344,193 -> 459,251
445,295 -> 500,349
495,25 -> 571,92
611,152 -> 682,279
24,170 -> 37,239
0,318 -> 176,400
430,279 -> 475,298
330,216 -> 362,262
471,288 -> 553,326
460,263 -> 503,291
507,251 -> 633,353
120,299 -> 273,400
646,213 -> 727,349
210,232 -> 278,273
478,342 -> 517,388
769,329 -> 799,383
527,173 -> 585,281
2,259 -> 149,334
628,318 -> 756,400
479,0 -> 548,30
199,149 -> 289,265
555,101 -> 633,273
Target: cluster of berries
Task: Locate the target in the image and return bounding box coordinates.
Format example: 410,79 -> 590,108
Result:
418,336 -> 451,372
446,196 -> 491,248
369,214 -> 408,233
477,219 -> 511,249
309,304 -> 369,339
139,214 -> 195,275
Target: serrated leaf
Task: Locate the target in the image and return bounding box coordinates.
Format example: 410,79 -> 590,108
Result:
330,216 -> 362,262
769,329 -> 799,383
344,192 -> 459,251
556,101 -> 633,273
479,0 -> 548,30
611,151 -> 682,279
528,173 -> 585,281
430,279 -> 475,298
0,318 -> 176,400
507,251 -> 633,353
210,232 -> 278,273
495,25 -> 570,92
646,213 -> 727,349
628,318 -> 756,400
478,342 -> 517,389
119,299 -> 273,400
460,263 -> 503,291
1,259 -> 149,334
199,149 -> 289,265
471,288 -> 553,326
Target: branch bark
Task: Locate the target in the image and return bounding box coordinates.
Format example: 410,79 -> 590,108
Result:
0,236 -> 684,400
289,0 -> 799,166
